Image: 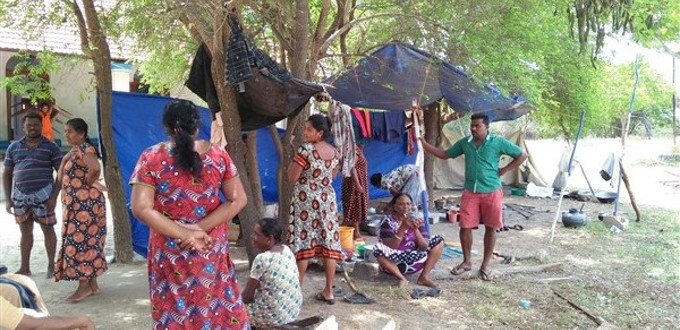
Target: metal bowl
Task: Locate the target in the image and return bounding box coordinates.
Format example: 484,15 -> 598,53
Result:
365,217 -> 382,236
595,191 -> 617,203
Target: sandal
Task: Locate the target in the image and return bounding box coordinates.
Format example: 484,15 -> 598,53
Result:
411,287 -> 442,299
411,288 -> 427,299
479,268 -> 495,281
450,263 -> 471,275
315,292 -> 335,305
427,287 -> 442,297
332,286 -> 347,297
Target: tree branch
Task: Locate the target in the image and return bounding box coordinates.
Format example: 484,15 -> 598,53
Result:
62,0 -> 91,57
182,9 -> 213,50
178,13 -> 206,46
317,12 -> 400,58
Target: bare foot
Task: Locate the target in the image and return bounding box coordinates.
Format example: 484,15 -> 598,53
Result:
417,275 -> 437,288
66,286 -> 93,303
46,265 -> 55,279
89,279 -> 101,295
396,278 -> 409,288
15,269 -> 32,276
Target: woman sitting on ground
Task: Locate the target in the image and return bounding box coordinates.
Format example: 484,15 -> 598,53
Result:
373,193 -> 445,288
242,218 -> 302,329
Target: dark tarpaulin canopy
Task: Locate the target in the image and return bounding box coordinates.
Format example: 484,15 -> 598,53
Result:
324,42 -> 531,121
186,42 -> 324,131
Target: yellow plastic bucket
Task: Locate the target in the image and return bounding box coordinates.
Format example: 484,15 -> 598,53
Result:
339,226 -> 355,251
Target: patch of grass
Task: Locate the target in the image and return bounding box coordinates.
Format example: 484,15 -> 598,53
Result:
359,283 -> 410,300
470,303 -> 504,319
567,206 -> 679,282
611,208 -> 680,281
580,219 -> 613,239
468,281 -> 505,298
548,206 -> 680,328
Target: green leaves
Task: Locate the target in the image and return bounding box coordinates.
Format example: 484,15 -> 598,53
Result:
0,51 -> 58,104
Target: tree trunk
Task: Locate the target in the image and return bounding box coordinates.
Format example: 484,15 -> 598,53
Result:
423,102 -> 442,197
77,0 -> 134,263
207,9 -> 262,263
278,0 -> 312,242
245,131 -> 264,213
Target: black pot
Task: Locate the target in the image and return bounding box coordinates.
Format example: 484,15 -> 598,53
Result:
562,207 -> 587,228
595,192 -> 617,203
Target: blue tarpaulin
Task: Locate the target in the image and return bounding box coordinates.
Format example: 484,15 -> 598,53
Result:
324,42 -> 531,121
107,92 -> 414,257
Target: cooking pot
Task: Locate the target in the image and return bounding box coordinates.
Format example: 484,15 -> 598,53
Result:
595,191 -> 617,203
562,205 -> 587,228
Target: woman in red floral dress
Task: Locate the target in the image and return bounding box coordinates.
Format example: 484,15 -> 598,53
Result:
130,100 -> 249,329
54,118 -> 107,303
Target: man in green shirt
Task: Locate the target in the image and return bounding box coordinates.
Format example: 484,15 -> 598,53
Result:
420,113 -> 527,280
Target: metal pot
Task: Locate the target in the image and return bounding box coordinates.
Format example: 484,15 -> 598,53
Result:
562,205 -> 587,228
595,191 -> 617,203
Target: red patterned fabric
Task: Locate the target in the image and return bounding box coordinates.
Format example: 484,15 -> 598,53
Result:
341,145 -> 368,227
54,142 -> 107,281
130,142 -> 249,330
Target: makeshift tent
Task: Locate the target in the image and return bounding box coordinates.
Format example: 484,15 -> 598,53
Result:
433,121 -> 549,189
186,43 -> 324,131
324,41 -> 531,122
107,92 -> 415,257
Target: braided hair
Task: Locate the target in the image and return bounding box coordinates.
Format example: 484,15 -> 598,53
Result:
65,118 -> 101,159
162,100 -> 202,177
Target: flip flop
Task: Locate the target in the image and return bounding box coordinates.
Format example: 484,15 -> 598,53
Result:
315,292 -> 335,305
479,268 -> 495,281
509,224 -> 524,231
450,264 -> 471,275
411,287 -> 442,299
427,287 -> 442,297
411,288 -> 427,299
332,286 -> 347,297
343,293 -> 375,304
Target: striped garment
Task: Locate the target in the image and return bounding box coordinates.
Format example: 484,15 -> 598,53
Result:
3,136 -> 63,194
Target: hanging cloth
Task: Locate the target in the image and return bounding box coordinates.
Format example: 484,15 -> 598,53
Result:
185,44 -> 221,117
328,100 -> 356,177
371,111 -> 405,143
186,40 -> 323,130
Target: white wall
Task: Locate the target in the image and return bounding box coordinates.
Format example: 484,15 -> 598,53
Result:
50,58 -> 98,141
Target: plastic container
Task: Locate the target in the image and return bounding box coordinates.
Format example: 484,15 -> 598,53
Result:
356,243 -> 366,259
228,224 -> 240,242
446,209 -> 459,223
339,226 -> 355,251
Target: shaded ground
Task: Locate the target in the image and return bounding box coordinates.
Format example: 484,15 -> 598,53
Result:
1,137 -> 678,329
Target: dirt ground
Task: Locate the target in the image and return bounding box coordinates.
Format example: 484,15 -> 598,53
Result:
1,137 -> 678,329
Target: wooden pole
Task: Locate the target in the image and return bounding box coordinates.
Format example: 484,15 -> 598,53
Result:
615,56 -> 640,216
619,160 -> 641,221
